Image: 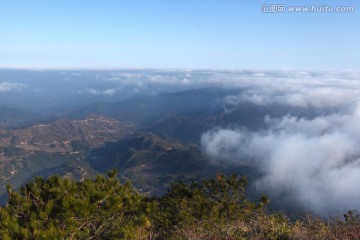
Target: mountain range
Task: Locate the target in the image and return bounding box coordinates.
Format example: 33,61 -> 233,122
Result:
0,86 -> 309,203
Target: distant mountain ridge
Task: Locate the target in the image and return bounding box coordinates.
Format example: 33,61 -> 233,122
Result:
0,114 -> 135,199
0,114 -> 134,153
68,87 -> 319,140
0,105 -> 39,128
67,87 -> 237,125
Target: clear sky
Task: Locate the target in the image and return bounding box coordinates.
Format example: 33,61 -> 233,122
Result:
0,0 -> 359,70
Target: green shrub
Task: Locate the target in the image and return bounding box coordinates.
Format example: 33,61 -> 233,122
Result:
0,170 -> 358,239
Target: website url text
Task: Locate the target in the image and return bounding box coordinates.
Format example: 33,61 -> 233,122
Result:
262,4 -> 355,13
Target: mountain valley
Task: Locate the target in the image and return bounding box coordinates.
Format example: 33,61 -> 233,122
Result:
0,86 -> 331,209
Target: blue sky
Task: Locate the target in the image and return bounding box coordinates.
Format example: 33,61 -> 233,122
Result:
0,0 -> 359,70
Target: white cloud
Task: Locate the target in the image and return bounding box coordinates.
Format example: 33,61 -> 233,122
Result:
99,70 -> 360,104
201,106 -> 360,214
0,82 -> 27,92
224,83 -> 360,109
201,70 -> 360,215
103,89 -> 116,96
87,88 -> 117,96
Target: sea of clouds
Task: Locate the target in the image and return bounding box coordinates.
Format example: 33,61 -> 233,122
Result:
201,69 -> 360,215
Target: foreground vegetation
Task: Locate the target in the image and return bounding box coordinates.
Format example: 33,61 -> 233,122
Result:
0,170 -> 359,239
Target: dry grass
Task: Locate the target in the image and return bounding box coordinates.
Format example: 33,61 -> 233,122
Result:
156,214 -> 360,240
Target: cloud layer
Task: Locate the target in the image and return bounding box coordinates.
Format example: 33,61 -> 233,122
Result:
1,69 -> 359,111
201,71 -> 360,215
